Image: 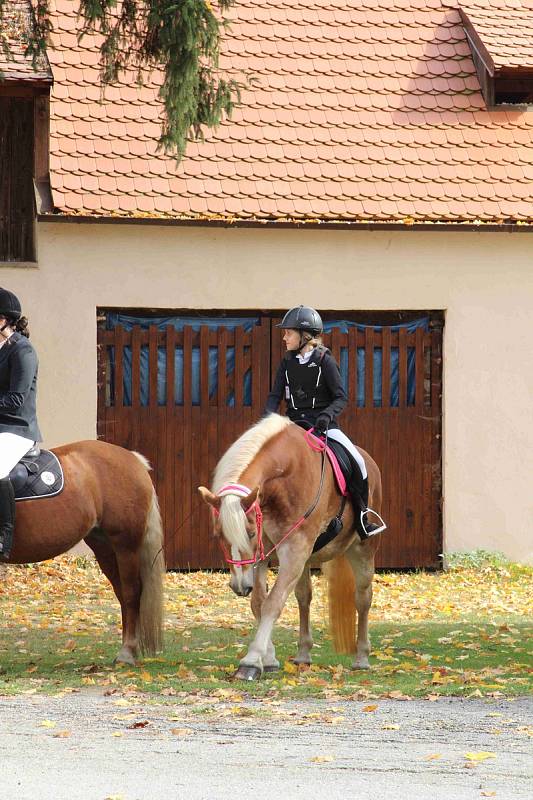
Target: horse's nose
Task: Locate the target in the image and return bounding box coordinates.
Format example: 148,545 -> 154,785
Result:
242,585 -> 252,597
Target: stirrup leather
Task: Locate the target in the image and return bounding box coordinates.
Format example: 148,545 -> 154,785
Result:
360,508 -> 387,537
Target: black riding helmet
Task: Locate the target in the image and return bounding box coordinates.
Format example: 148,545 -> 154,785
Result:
277,305 -> 323,335
0,288 -> 22,321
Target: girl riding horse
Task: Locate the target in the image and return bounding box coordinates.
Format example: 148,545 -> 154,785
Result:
265,305 -> 385,538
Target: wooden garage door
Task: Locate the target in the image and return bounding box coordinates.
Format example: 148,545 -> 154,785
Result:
97,312 -> 442,569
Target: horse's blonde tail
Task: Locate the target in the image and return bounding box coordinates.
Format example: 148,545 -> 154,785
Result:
323,554 -> 356,654
139,488 -> 165,655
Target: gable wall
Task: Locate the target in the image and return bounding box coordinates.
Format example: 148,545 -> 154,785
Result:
3,222 -> 532,563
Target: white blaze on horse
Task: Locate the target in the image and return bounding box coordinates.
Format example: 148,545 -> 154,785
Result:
199,413 -> 383,681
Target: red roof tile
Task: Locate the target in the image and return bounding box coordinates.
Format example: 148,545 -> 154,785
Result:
458,1 -> 533,70
0,0 -> 52,84
12,0 -> 531,223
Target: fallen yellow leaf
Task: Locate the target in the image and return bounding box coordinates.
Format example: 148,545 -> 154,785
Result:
39,720 -> 56,728
283,660 -> 298,674
362,704 -> 378,712
464,752 -> 496,762
310,755 -> 335,763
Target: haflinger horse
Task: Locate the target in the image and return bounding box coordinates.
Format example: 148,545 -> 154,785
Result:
199,413 -> 383,681
3,440 -> 165,665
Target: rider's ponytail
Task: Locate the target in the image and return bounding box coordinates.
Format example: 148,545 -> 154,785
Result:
14,316 -> 30,338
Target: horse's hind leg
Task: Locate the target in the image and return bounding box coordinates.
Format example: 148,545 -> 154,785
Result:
345,540 -> 376,669
85,530 -> 139,665
292,566 -> 313,665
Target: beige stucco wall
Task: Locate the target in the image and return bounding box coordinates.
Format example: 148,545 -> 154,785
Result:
2,222 -> 532,563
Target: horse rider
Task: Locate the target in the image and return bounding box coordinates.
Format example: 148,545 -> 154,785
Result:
264,304 -> 385,538
0,289 -> 42,559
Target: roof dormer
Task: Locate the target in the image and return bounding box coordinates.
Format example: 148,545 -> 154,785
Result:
459,4 -> 533,108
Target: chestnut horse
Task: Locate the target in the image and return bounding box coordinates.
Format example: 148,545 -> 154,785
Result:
199,414 -> 383,680
3,440 -> 164,665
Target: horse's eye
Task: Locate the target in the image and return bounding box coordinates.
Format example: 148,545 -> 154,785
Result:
247,529 -> 255,540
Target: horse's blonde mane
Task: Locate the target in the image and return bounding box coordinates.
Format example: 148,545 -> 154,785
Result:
212,414 -> 292,556
212,413 -> 291,493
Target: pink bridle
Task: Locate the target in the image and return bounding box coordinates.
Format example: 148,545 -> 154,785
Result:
215,429 -> 327,568
214,483 -> 265,566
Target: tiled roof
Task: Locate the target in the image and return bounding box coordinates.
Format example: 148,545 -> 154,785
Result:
0,0 -> 52,83
24,2 -> 533,221
458,1 -> 533,71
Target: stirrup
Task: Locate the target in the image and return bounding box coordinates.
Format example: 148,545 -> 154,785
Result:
360,508 -> 387,537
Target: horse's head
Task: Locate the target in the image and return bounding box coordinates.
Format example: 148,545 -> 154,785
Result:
198,485 -> 261,597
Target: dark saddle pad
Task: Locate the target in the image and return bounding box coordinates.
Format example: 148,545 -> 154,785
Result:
294,422 -> 367,553
294,420 -> 361,487
9,448 -> 64,501
326,438 -> 357,486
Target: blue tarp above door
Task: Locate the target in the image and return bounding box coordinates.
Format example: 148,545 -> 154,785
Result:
106,313 -> 429,408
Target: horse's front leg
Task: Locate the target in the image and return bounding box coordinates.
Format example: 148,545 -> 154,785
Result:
234,548 -> 306,681
346,540 -> 376,669
292,565 -> 313,665
250,561 -> 279,672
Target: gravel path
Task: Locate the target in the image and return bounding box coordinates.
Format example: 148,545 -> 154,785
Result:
1,691 -> 531,800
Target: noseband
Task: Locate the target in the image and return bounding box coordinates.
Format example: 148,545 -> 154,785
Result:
214,483 -> 264,567
215,430 -> 328,568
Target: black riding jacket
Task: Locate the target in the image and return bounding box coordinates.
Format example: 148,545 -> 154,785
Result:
264,346 -> 347,427
0,333 -> 41,441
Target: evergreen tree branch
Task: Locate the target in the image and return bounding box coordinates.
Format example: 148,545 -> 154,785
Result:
0,0 -> 240,160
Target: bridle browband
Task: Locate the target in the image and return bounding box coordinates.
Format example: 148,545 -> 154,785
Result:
215,428 -> 328,568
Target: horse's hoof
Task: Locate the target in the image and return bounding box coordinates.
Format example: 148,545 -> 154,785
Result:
352,662 -> 370,671
263,665 -> 280,673
289,657 -> 311,666
233,665 -> 262,681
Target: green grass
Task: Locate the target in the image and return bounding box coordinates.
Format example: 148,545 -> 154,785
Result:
1,553 -> 531,699
1,615 -> 531,699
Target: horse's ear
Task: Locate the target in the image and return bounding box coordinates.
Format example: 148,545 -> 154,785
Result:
198,486 -> 221,510
241,485 -> 260,511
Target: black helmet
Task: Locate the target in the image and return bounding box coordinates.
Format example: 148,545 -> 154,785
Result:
0,288 -> 22,320
277,305 -> 323,335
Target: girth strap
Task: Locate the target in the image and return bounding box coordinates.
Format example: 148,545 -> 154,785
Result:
312,494 -> 347,553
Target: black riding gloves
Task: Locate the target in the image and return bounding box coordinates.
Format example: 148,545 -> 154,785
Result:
315,413 -> 331,434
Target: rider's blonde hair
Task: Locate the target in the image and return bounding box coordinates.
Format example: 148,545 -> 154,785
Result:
300,331 -> 323,349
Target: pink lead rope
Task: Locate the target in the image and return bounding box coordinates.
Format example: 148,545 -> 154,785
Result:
215,484 -> 308,568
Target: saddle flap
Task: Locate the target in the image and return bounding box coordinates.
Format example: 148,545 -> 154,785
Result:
9,449 -> 64,501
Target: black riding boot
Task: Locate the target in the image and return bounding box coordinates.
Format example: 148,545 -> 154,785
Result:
0,477 -> 16,559
347,474 -> 385,539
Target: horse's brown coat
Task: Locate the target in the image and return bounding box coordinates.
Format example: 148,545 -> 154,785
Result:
200,416 -> 383,678
5,440 -> 165,664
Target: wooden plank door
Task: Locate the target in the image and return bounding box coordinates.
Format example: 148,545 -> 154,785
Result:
97,317 -> 271,568
271,318 -> 443,568
98,313 -> 442,569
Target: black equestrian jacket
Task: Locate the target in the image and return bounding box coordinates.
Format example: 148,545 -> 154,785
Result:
264,346 -> 347,426
0,332 -> 42,441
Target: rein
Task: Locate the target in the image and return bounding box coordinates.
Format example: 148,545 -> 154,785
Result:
216,429 -> 328,568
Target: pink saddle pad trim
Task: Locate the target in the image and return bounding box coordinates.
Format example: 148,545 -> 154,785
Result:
306,431 -> 347,496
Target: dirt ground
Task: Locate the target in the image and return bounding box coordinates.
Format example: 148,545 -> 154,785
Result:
2,690 -> 531,800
